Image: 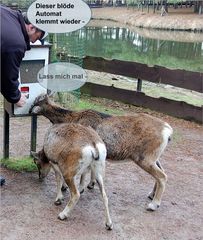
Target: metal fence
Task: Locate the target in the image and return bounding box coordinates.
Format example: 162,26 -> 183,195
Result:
47,32 -> 85,107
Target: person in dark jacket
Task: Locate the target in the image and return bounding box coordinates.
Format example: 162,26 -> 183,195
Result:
0,5 -> 46,186
0,5 -> 45,105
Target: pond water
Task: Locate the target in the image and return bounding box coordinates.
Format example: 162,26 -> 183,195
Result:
49,24 -> 203,73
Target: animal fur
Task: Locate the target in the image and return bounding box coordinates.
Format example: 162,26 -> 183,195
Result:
30,94 -> 173,211
31,123 -> 113,230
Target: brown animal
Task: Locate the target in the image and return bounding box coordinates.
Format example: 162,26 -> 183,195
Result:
31,123 -> 113,230
96,115 -> 173,211
29,94 -> 110,129
30,94 -> 173,211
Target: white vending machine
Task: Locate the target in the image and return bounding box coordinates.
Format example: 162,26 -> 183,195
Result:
4,42 -> 51,116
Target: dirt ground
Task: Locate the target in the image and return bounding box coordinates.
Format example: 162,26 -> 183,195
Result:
1,7 -> 203,240
0,95 -> 203,240
91,7 -> 203,31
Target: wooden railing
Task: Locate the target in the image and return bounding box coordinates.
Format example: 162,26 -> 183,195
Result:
82,56 -> 203,123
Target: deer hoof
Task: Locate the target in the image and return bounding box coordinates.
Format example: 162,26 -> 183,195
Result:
61,185 -> 67,192
87,182 -> 95,190
80,189 -> 84,194
106,223 -> 113,231
147,202 -> 160,211
58,212 -> 67,220
54,199 -> 62,206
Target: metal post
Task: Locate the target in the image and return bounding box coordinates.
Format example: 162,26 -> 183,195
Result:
3,109 -> 10,159
137,78 -> 142,92
30,115 -> 37,155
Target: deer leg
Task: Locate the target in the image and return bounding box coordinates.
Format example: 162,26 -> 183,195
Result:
87,167 -> 96,190
51,163 -> 64,205
147,164 -> 167,211
61,176 -> 68,191
138,160 -> 167,211
94,162 -> 113,230
79,167 -> 89,194
148,160 -> 165,200
61,180 -> 68,192
96,174 -> 113,230
79,173 -> 85,194
148,182 -> 157,200
58,178 -> 80,220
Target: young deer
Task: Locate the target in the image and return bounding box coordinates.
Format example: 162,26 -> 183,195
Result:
31,123 -> 113,230
29,94 -> 110,129
94,114 -> 173,211
30,94 -> 173,211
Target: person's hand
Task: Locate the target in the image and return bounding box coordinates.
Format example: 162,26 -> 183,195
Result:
16,93 -> 28,107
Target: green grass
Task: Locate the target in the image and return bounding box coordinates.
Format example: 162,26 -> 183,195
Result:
142,84 -> 203,107
0,157 -> 37,172
73,96 -> 124,115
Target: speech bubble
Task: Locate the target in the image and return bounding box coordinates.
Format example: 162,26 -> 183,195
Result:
37,62 -> 87,92
27,0 -> 91,33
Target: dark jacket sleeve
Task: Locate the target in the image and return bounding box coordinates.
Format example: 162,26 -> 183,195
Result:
1,50 -> 24,103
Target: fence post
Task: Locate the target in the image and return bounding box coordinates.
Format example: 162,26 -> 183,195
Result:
3,109 -> 10,159
30,115 -> 37,155
137,78 -> 142,92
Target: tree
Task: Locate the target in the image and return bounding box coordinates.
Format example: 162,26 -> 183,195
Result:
194,1 -> 203,14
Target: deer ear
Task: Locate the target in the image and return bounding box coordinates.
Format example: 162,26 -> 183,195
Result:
47,89 -> 51,96
47,89 -> 55,97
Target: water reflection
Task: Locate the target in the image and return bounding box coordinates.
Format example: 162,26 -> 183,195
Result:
49,26 -> 203,73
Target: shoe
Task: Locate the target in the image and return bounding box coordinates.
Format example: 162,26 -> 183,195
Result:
0,176 -> 5,186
